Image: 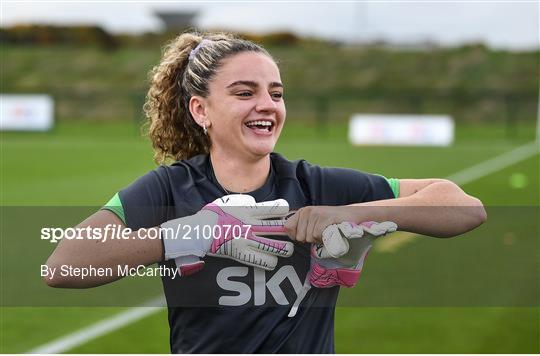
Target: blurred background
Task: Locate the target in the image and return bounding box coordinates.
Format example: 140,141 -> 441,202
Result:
1,1 -> 539,353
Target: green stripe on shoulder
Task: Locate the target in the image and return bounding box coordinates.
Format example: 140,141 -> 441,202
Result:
386,178 -> 400,198
101,192 -> 126,225
377,175 -> 400,198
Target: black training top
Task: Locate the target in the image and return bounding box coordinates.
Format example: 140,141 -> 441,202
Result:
103,152 -> 396,353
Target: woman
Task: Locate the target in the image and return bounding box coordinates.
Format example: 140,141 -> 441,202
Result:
45,32 -> 486,353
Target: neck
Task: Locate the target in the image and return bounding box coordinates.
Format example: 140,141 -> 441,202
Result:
210,149 -> 270,193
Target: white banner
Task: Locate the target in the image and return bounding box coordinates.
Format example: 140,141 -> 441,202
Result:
349,114 -> 454,146
1,94 -> 54,131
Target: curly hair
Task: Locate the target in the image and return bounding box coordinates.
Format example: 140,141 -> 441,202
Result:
144,31 -> 272,164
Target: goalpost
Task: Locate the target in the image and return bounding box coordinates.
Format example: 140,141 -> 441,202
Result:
537,80 -> 540,142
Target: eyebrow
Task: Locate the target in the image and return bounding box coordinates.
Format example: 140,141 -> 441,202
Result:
226,80 -> 283,89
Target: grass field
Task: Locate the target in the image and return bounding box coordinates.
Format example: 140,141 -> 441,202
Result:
1,120 -> 538,353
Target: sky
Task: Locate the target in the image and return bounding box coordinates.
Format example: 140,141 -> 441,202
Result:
1,1 -> 539,50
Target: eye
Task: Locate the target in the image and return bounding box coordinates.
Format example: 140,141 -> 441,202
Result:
271,92 -> 283,100
236,91 -> 253,97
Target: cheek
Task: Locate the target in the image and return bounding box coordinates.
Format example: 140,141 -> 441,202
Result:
277,103 -> 286,123
218,101 -> 253,124
209,110 -> 239,131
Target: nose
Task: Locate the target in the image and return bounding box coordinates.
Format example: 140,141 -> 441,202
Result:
255,92 -> 277,113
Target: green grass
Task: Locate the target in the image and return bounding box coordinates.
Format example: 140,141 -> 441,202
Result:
1,307 -> 133,352
1,121 -> 538,353
334,307 -> 539,353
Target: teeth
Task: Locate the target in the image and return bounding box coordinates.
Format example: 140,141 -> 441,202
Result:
246,120 -> 273,127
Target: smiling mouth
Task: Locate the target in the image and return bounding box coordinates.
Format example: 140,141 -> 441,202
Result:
244,120 -> 274,133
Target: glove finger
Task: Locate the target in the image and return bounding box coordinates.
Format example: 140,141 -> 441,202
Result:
213,195 -> 258,218
361,221 -> 398,237
220,202 -> 289,222
247,235 -> 294,257
245,218 -> 289,236
215,194 -> 256,206
313,243 -> 334,259
209,239 -> 279,270
249,199 -> 290,219
321,224 -> 350,258
244,250 -> 279,270
233,247 -> 278,270
338,222 -> 364,239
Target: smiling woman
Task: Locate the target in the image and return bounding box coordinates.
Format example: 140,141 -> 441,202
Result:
145,33 -> 286,193
43,31 -> 486,354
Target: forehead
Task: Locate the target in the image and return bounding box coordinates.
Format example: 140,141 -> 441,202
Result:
212,52 -> 281,86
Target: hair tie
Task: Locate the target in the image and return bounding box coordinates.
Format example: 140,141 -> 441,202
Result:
189,39 -> 212,61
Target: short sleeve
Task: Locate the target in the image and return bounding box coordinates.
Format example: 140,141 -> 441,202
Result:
102,167 -> 173,230
384,177 -> 400,198
101,192 -> 126,225
298,162 -> 396,205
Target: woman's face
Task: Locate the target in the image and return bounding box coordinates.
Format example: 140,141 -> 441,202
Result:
203,52 -> 286,160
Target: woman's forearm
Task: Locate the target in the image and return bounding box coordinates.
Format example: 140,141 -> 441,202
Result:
44,211 -> 163,288
350,180 -> 487,237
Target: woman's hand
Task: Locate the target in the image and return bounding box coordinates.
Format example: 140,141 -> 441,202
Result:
284,205 -> 360,243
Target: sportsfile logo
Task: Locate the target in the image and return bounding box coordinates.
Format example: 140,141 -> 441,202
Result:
40,225 -> 135,243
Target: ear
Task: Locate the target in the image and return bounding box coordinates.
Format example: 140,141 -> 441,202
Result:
189,96 -> 211,129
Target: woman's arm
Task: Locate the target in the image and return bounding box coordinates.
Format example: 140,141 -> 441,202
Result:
44,210 -> 163,288
352,178 -> 487,237
285,178 -> 487,242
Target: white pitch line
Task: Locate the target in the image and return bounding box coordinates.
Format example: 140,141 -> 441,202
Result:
376,140 -> 539,253
26,141 -> 540,354
26,296 -> 165,354
446,141 -> 539,185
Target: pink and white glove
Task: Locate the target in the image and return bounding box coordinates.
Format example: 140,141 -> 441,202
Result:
288,221 -> 397,317
161,194 -> 294,276
310,221 -> 398,288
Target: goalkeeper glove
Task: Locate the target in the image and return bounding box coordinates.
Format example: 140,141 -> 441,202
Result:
161,194 -> 294,276
288,221 -> 397,317
310,221 -> 397,288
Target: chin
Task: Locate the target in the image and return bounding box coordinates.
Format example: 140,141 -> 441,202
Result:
248,143 -> 275,157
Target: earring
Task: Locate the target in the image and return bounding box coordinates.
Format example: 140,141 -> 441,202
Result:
203,123 -> 207,135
